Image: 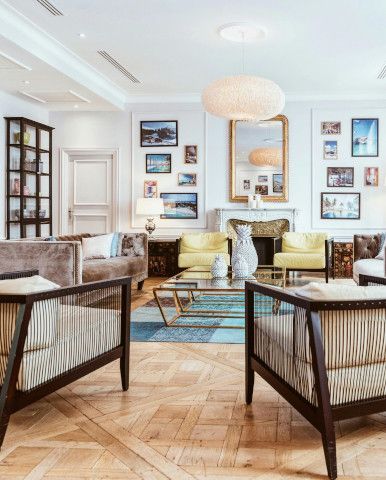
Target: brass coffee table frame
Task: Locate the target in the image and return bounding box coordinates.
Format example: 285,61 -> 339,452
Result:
153,266 -> 286,328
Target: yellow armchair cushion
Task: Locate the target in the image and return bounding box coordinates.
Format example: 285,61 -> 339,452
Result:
274,253 -> 325,269
180,233 -> 228,254
282,232 -> 329,254
178,252 -> 230,268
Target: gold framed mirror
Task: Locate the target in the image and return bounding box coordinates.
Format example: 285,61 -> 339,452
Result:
230,114 -> 288,202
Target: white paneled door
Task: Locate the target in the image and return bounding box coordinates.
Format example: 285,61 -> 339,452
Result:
60,149 -> 119,234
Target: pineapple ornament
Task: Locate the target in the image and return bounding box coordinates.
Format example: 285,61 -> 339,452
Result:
231,224 -> 258,275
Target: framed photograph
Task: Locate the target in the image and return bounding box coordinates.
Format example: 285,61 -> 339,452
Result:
243,179 -> 250,190
185,145 -> 197,164
258,175 -> 268,182
160,193 -> 198,219
144,180 -> 157,198
364,167 -> 379,186
273,174 -> 283,193
321,122 -> 341,135
146,154 -> 171,173
352,118 -> 378,157
323,140 -> 338,159
321,192 -> 360,219
255,185 -> 268,195
141,121 -> 178,147
327,167 -> 354,187
178,173 -> 197,186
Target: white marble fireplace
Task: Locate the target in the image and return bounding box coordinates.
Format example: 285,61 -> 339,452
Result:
215,208 -> 298,233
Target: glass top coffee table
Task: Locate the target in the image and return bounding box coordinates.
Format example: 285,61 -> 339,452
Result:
153,265 -> 286,328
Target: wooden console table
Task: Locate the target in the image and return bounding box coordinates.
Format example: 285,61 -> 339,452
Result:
148,237 -> 178,277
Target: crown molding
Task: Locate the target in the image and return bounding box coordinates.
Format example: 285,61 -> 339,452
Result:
0,0 -> 127,110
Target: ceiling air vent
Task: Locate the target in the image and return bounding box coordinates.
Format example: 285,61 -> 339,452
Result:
36,0 -> 63,16
377,65 -> 386,79
98,50 -> 140,83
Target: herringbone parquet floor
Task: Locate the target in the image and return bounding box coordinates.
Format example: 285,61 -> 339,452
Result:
1,278 -> 386,479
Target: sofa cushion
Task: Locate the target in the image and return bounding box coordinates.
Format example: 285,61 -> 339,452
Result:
178,252 -> 230,268
353,258 -> 385,283
282,232 -> 328,254
82,233 -> 114,260
180,233 -> 228,254
82,256 -> 146,283
274,252 -> 325,269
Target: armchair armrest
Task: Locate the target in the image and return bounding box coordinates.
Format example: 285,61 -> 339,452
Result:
0,270 -> 39,281
272,237 -> 282,254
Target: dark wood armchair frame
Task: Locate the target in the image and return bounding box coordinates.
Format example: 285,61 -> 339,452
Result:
0,270 -> 131,448
176,237 -> 232,272
282,238 -> 333,283
245,273 -> 386,480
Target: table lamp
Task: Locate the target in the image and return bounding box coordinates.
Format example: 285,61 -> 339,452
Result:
136,198 -> 164,235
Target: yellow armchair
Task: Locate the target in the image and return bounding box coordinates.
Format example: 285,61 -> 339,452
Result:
177,233 -> 231,269
274,232 -> 332,282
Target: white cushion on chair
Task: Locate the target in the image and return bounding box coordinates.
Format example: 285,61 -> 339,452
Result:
0,275 -> 60,353
295,282 -> 386,301
353,258 -> 385,283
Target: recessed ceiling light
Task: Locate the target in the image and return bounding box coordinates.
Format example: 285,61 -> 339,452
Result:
218,23 -> 267,43
74,104 -> 79,108
78,33 -> 86,38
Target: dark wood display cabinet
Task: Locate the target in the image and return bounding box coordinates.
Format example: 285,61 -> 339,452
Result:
148,237 -> 178,276
5,117 -> 53,239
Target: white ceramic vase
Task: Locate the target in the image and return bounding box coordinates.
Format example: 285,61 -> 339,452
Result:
211,254 -> 228,278
232,254 -> 249,279
231,224 -> 258,275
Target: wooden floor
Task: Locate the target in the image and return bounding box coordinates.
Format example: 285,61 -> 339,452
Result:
1,277 -> 386,479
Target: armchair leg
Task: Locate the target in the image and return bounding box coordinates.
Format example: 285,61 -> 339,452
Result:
321,428 -> 337,480
325,268 -> 329,283
137,280 -> 145,291
245,368 -> 255,404
120,357 -> 129,391
0,413 -> 10,449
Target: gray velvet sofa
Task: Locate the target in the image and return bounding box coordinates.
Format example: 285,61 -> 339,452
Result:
0,233 -> 148,288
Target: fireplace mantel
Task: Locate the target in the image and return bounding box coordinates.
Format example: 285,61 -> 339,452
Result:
215,208 -> 298,233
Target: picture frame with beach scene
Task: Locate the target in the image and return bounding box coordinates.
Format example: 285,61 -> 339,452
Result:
146,154 -> 171,173
321,192 -> 360,219
160,193 -> 198,219
352,118 -> 378,157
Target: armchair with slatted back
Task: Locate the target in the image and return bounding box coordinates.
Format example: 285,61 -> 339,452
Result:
245,275 -> 386,479
0,270 -> 131,448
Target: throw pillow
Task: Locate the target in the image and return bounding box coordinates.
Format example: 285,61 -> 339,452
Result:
376,233 -> 386,260
110,232 -> 119,257
132,235 -> 145,256
82,233 -> 114,260
0,275 -> 60,353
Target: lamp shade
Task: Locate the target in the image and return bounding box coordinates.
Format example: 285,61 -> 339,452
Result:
202,74 -> 285,121
136,198 -> 164,216
248,147 -> 282,167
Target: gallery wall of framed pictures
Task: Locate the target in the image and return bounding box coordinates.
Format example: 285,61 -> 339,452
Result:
312,108 -> 386,230
131,111 -> 206,229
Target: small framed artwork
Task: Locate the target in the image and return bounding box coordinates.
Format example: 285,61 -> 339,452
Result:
364,167 -> 379,186
144,180 -> 157,198
178,173 -> 197,186
146,154 -> 171,173
321,122 -> 341,135
141,121 -> 178,147
321,192 -> 360,220
327,167 -> 354,187
255,185 -> 268,195
243,179 -> 250,190
272,174 -> 283,193
185,145 -> 198,164
160,193 -> 198,219
352,118 -> 378,157
323,140 -> 338,159
258,175 -> 268,182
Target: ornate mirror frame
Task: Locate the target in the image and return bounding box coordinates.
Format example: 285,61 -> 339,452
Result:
230,114 -> 289,202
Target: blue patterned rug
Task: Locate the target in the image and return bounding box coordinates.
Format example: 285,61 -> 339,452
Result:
131,293 -> 274,344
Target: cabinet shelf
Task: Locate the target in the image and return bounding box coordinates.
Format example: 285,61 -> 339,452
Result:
5,117 -> 54,239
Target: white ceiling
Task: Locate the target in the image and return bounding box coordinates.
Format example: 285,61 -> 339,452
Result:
1,0 -> 386,109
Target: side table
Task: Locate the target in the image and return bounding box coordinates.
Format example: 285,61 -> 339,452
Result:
332,238 -> 353,279
148,237 -> 178,277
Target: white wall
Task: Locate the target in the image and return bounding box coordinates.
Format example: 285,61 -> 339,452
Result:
0,91 -> 49,238
49,99 -> 386,236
